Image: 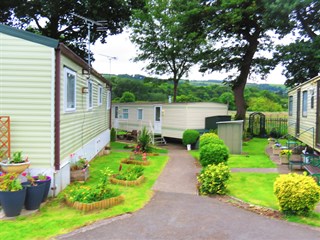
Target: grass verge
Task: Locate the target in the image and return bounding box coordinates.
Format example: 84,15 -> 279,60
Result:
0,149 -> 168,239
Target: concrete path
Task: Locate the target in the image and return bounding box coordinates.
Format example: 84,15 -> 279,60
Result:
58,144 -> 320,240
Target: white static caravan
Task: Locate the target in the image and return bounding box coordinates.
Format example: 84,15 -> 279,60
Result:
287,75 -> 320,152
112,102 -> 228,139
0,24 -> 112,195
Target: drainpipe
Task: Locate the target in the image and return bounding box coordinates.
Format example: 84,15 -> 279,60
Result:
53,46 -> 61,196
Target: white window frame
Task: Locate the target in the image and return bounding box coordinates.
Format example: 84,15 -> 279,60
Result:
88,80 -> 93,110
302,90 -> 308,117
64,67 -> 76,112
98,85 -> 103,106
137,108 -> 143,120
123,109 -> 129,119
106,90 -> 111,110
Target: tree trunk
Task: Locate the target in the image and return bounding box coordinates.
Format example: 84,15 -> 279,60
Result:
173,79 -> 178,103
233,32 -> 260,121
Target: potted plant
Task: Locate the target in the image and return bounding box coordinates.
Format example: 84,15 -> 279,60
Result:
22,174 -> 46,210
182,129 -> 200,150
0,172 -> 26,217
272,143 -> 281,155
279,149 -> 292,164
32,173 -> 51,202
70,157 -> 90,182
0,151 -> 30,174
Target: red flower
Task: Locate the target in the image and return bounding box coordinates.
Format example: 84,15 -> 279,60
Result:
21,172 -> 27,177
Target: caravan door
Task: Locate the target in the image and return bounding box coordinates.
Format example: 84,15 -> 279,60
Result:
154,106 -> 162,134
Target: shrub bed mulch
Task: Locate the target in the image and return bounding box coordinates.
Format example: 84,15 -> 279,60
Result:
66,195 -> 124,211
121,159 -> 150,166
214,195 -> 283,220
109,175 -> 145,186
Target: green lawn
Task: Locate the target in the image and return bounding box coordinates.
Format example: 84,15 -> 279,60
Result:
191,137 -> 320,227
190,138 -> 276,168
228,173 -> 279,209
0,147 -> 168,239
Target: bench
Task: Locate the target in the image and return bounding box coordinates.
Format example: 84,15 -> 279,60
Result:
303,155 -> 320,184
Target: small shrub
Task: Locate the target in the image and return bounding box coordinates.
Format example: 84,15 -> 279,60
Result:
199,143 -> 229,167
274,173 -> 320,216
138,126 -> 151,152
111,128 -> 116,142
199,133 -> 223,148
197,163 -> 231,195
182,129 -> 200,146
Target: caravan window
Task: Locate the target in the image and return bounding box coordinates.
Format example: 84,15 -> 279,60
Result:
123,109 -> 129,119
302,91 -> 308,117
137,109 -> 143,120
64,68 -> 76,112
115,106 -> 118,118
106,90 -> 111,110
288,96 -> 293,116
98,85 -> 103,106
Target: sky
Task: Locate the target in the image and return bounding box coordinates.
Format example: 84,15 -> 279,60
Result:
91,30 -> 287,85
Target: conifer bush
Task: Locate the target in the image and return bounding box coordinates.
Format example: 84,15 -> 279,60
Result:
274,173 -> 320,216
199,133 -> 224,148
199,143 -> 229,167
197,163 -> 231,195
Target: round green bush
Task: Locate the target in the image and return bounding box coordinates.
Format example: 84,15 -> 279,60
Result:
199,133 -> 224,148
182,129 -> 200,146
197,163 -> 231,195
199,143 -> 229,167
274,173 -> 320,216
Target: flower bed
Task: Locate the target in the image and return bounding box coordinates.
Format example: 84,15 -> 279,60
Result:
121,159 -> 150,166
121,152 -> 150,165
109,175 -> 145,186
66,195 -> 124,211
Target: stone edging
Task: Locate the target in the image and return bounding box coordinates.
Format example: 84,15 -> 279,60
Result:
121,159 -> 150,166
109,175 -> 145,186
66,195 -> 124,211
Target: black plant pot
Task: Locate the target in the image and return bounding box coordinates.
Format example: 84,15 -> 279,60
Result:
24,183 -> 46,210
33,176 -> 51,202
0,188 -> 26,217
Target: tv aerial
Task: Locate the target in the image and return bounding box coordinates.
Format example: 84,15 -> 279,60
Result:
71,13 -> 107,77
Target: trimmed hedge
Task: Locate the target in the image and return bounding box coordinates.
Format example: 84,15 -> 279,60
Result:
199,133 -> 224,148
199,143 -> 229,167
274,173 -> 320,216
197,163 -> 231,195
182,129 -> 200,146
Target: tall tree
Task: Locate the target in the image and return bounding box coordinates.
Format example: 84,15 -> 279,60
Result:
0,0 -> 144,59
271,0 -> 320,87
199,0 -> 277,120
129,0 -> 206,102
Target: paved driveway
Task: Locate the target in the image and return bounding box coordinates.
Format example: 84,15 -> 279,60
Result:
58,144 -> 320,240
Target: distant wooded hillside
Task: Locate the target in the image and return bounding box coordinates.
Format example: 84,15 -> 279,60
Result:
105,74 -> 288,112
